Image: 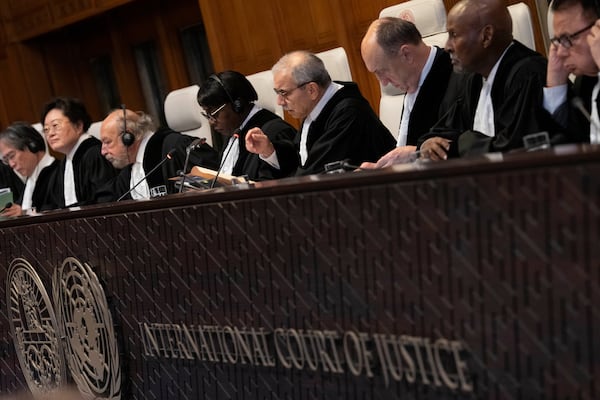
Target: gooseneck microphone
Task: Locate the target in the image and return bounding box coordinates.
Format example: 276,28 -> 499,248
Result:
210,130 -> 240,189
178,138 -> 207,193
572,97 -> 600,132
117,148 -> 175,201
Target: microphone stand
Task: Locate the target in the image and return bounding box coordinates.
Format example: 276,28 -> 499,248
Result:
178,138 -> 204,193
117,149 -> 175,202
210,131 -> 239,189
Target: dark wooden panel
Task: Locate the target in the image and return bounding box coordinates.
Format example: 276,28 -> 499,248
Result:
0,145 -> 599,399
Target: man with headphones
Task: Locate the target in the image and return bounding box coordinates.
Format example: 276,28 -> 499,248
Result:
0,122 -> 59,216
197,70 -> 297,180
98,108 -> 203,201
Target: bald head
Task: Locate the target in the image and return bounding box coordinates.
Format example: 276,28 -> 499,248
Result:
446,0 -> 514,76
361,17 -> 431,93
450,0 -> 513,42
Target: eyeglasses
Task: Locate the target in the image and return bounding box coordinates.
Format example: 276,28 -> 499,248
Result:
550,22 -> 595,49
1,150 -> 17,166
273,81 -> 311,98
43,119 -> 68,135
201,103 -> 227,122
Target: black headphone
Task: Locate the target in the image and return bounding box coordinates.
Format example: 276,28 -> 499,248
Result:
210,74 -> 243,113
120,104 -> 135,147
27,140 -> 40,153
5,124 -> 42,153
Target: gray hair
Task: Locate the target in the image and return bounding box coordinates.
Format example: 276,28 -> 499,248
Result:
376,17 -> 423,56
113,110 -> 156,139
272,50 -> 332,88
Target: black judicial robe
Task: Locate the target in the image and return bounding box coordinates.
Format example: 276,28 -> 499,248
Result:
97,128 -> 196,202
0,164 -> 24,205
405,48 -> 453,146
225,109 -> 297,180
418,41 -> 555,157
549,75 -> 597,144
295,82 -> 396,176
48,136 -> 118,208
22,159 -> 60,212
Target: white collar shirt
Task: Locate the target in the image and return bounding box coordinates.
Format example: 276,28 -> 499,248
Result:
22,152 -> 55,211
473,44 -> 512,138
64,134 -> 91,206
397,46 -> 437,146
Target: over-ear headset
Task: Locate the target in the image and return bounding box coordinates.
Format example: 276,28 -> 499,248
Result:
5,124 -> 42,153
210,74 -> 243,113
120,104 -> 135,147
27,140 -> 40,153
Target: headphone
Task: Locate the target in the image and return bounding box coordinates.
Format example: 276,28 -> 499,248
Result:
120,104 -> 135,147
27,140 -> 40,153
210,74 -> 244,113
5,124 -> 42,153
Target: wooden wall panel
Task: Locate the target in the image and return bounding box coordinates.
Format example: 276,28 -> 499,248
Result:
199,0 -> 282,74
0,0 -> 551,129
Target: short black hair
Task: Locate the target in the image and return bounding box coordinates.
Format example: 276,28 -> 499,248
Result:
0,122 -> 45,153
197,70 -> 258,109
40,97 -> 92,132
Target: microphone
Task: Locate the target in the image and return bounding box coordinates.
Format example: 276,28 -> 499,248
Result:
324,159 -> 361,173
178,138 -> 206,193
188,138 -> 206,150
572,97 -> 600,132
0,202 -> 12,213
117,148 -> 175,201
210,130 -> 240,189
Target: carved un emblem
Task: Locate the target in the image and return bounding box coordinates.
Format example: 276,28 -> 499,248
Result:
6,257 -> 121,399
6,259 -> 66,396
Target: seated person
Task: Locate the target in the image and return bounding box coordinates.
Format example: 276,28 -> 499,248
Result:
0,122 -> 59,216
41,97 -> 117,208
418,0 -> 555,160
197,70 -> 297,180
360,17 -> 453,168
98,109 -> 203,201
245,51 -> 396,175
545,0 -> 600,143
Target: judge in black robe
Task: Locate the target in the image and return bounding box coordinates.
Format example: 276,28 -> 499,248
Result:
293,82 -> 396,175
417,1 -> 561,159
197,70 -> 297,181
98,127 -> 199,201
545,75 -> 597,144
219,108 -> 296,180
542,0 -> 600,144
48,136 -> 117,208
404,49 -> 454,146
418,41 -> 554,157
41,97 -> 118,209
246,51 -> 395,176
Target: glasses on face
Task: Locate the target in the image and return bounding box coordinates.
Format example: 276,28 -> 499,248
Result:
273,81 -> 311,98
43,119 -> 68,135
550,22 -> 595,49
1,150 -> 17,166
201,103 -> 227,122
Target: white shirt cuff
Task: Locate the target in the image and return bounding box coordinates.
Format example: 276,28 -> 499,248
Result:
260,151 -> 280,170
543,84 -> 568,114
